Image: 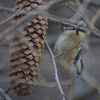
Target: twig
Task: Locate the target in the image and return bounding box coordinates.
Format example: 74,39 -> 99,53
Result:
0,0 -> 27,25
91,9 -> 100,25
0,88 -> 12,100
69,0 -> 90,22
65,4 -> 100,37
0,0 -> 67,42
48,13 -> 100,38
45,39 -> 65,100
4,87 -> 11,94
0,0 -> 100,41
48,13 -> 86,32
0,7 -> 15,14
55,41 -> 81,58
65,4 -> 84,21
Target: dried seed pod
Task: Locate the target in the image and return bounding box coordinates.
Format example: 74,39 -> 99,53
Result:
9,0 -> 48,96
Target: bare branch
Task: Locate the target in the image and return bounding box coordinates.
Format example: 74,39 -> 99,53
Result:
55,41 -> 81,58
0,7 -> 15,14
45,39 -> 65,100
48,13 -> 100,38
0,0 -> 100,42
91,9 -> 100,25
0,0 -> 68,42
65,4 -> 100,38
4,88 -> 11,94
0,0 -> 27,25
0,88 -> 12,100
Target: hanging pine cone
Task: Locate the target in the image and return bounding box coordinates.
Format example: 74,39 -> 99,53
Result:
8,0 -> 48,96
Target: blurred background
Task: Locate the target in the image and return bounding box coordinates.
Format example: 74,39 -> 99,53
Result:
0,0 -> 100,100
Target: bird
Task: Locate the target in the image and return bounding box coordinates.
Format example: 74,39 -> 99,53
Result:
54,18 -> 87,81
54,30 -> 86,80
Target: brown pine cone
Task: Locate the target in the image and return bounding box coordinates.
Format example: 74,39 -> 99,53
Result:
8,0 -> 48,96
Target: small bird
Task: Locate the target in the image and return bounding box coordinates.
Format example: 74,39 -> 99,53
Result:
54,30 -> 86,80
54,18 -> 87,81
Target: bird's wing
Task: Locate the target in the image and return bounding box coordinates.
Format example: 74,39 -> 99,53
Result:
73,37 -> 85,65
71,36 -> 86,81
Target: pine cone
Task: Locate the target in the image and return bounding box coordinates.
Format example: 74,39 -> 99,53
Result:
8,0 -> 48,96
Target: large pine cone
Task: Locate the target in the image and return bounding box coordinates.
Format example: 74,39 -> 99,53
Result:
8,0 -> 48,96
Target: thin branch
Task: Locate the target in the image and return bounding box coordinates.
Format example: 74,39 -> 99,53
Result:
0,7 -> 15,14
0,0 -> 100,41
0,0 -> 67,42
65,4 -> 100,38
55,41 -> 81,58
69,0 -> 90,22
4,87 -> 11,94
91,9 -> 100,25
48,13 -> 100,38
0,88 -> 12,100
45,39 -> 65,100
0,0 -> 27,25
48,13 -> 86,32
